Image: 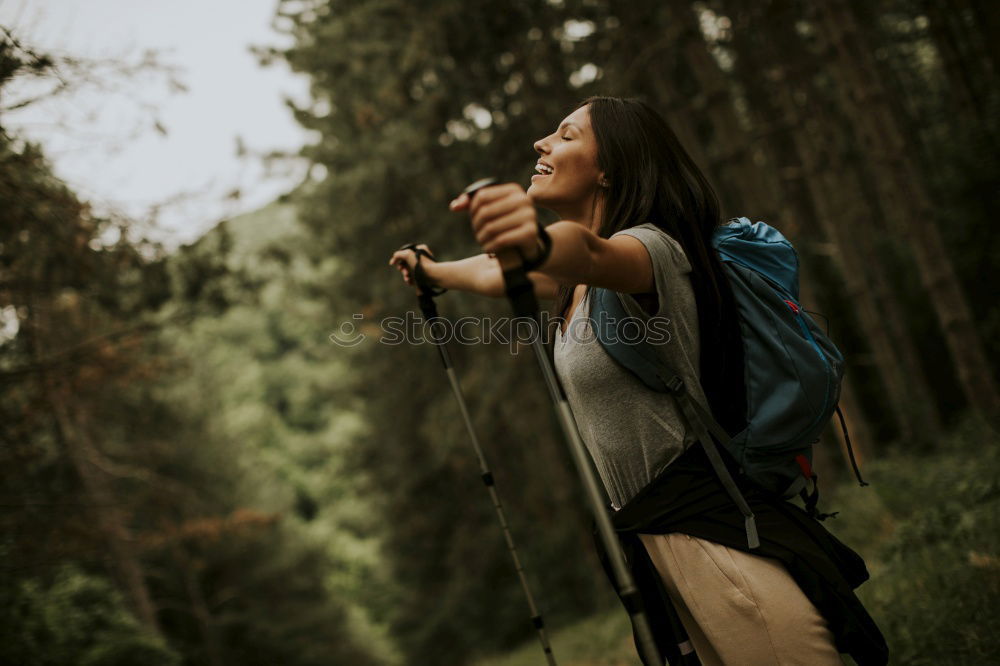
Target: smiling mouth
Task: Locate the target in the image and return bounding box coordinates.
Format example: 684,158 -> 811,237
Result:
535,163 -> 553,175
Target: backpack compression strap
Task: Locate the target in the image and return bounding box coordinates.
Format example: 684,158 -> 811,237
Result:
835,404 -> 869,487
671,379 -> 760,549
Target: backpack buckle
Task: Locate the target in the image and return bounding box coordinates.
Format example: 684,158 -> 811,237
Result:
663,375 -> 684,393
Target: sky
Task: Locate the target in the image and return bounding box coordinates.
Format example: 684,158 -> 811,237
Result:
1,0 -> 314,246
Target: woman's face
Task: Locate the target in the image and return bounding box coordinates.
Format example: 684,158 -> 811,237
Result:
527,104 -> 605,218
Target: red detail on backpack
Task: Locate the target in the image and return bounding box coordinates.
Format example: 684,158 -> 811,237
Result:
784,299 -> 800,314
795,454 -> 813,479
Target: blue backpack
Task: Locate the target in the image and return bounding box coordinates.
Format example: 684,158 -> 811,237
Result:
590,217 -> 867,549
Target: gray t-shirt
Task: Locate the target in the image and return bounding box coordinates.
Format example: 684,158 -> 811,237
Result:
553,222 -> 709,510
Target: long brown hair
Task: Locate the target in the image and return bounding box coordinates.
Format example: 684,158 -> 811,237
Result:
554,96 -> 745,434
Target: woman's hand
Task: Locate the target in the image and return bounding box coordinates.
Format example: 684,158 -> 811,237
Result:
450,183 -> 542,262
388,244 -> 436,288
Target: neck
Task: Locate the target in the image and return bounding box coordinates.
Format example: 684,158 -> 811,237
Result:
552,192 -> 604,234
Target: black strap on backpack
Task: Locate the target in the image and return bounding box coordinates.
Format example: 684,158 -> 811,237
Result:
791,402 -> 868,522
835,404 -> 869,487
794,455 -> 839,521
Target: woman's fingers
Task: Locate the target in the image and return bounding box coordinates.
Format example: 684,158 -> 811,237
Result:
450,181 -> 536,257
482,222 -> 538,256
468,182 -> 520,212
387,250 -> 415,285
388,250 -> 410,269
451,182 -> 520,217
474,205 -> 533,246
471,194 -> 525,233
463,184 -> 537,257
469,184 -> 523,221
470,186 -> 531,234
388,247 -> 423,269
479,208 -> 538,255
388,245 -> 437,288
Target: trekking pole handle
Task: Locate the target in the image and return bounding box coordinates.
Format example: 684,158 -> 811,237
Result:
462,178 -> 520,269
394,243 -> 445,298
461,178 -> 539,320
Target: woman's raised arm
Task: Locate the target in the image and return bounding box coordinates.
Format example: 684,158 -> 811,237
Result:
389,248 -> 559,301
460,183 -> 655,296
425,253 -> 559,300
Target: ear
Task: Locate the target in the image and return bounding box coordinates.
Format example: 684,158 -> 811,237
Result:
598,171 -> 609,188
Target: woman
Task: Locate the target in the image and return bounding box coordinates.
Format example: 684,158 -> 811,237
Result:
388,96 -> 885,665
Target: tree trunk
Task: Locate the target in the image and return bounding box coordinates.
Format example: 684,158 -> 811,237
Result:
616,2 -> 770,215
47,383 -> 163,635
920,0 -> 994,131
25,286 -> 162,635
615,4 -> 719,199
674,5 -> 775,217
967,0 -> 1000,78
173,543 -> 225,666
717,0 -> 942,444
815,0 -> 1000,422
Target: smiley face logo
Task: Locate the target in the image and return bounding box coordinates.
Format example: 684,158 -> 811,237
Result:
329,313 -> 367,347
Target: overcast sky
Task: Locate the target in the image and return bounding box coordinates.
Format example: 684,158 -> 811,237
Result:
1,0 -> 313,246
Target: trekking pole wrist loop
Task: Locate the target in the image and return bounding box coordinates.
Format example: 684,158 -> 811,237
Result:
519,221 -> 552,272
397,242 -> 447,296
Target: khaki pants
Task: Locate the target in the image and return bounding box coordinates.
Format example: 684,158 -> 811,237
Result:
638,533 -> 844,666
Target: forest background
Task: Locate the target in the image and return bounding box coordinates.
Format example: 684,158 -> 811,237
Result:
2,0 -> 998,664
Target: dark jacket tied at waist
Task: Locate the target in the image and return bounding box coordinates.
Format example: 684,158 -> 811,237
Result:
593,444 -> 889,666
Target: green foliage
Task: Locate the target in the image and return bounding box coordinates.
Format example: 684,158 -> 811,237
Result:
146,515 -> 383,666
827,415 -> 1000,665
477,608 -> 640,666
274,1 -> 628,662
0,566 -> 180,666
1,29 -> 385,665
152,202 -> 392,664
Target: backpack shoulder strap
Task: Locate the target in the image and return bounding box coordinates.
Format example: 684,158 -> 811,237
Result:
589,287 -> 729,450
590,286 -> 760,549
590,286 -> 673,392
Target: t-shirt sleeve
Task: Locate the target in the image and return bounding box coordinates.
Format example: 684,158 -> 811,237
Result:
610,223 -> 692,318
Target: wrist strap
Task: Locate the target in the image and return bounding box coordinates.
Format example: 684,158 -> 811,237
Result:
520,221 -> 552,272
397,242 -> 447,296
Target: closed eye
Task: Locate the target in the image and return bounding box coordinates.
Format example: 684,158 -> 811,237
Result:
561,135 -> 571,141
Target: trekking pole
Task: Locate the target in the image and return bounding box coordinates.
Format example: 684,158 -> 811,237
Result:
396,241 -> 558,665
459,178 -> 667,665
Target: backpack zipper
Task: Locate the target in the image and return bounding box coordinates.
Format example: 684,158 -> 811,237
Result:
791,303 -> 834,438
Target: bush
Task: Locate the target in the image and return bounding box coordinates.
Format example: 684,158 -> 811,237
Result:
0,566 -> 180,666
825,413 -> 1000,665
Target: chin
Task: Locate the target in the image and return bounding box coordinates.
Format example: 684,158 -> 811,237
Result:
527,183 -> 553,207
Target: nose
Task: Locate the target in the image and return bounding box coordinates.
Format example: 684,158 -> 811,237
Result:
533,136 -> 548,155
